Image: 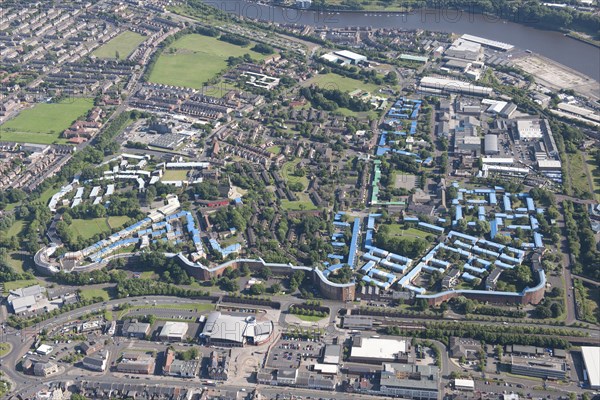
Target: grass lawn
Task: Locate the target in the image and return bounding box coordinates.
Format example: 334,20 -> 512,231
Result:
294,314 -> 327,322
567,152 -> 592,196
281,199 -> 318,211
7,220 -> 25,238
267,145 -> 281,155
574,280 -> 599,324
308,73 -> 382,93
4,252 -> 31,274
0,343 -> 11,357
585,153 -> 600,202
93,31 -> 145,59
139,271 -> 157,279
333,107 -> 380,119
281,160 -> 309,189
79,288 -> 111,301
149,34 -> 267,89
119,302 -> 215,319
70,218 -> 111,240
107,215 -> 130,230
3,279 -> 42,292
281,191 -> 317,211
385,224 -> 430,239
37,184 -> 62,206
0,98 -> 94,144
162,169 -> 190,181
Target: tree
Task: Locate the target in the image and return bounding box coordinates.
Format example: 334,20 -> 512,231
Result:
270,282 -> 282,294
249,283 -> 266,295
536,305 -> 552,319
415,299 -> 428,312
550,302 -> 564,318
240,265 -> 251,276
259,267 -> 272,280
495,345 -> 503,358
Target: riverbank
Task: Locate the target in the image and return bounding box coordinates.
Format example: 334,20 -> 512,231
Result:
565,32 -> 600,49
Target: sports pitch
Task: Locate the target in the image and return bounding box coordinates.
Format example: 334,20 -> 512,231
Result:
148,34 -> 267,89
0,98 -> 94,144
93,31 -> 146,59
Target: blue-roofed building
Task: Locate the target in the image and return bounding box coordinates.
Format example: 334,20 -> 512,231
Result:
478,206 -> 485,221
462,272 -> 477,281
464,264 -> 486,275
526,197 -> 535,212
361,261 -> 376,273
365,230 -> 373,248
418,222 -> 444,234
494,260 -> 515,269
489,192 -> 497,205
362,253 -> 381,263
503,195 -> 512,212
533,232 -> 544,248
333,221 -> 351,228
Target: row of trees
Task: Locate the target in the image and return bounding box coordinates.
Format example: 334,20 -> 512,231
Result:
289,305 -> 328,318
563,201 -> 600,280
384,321 -> 575,349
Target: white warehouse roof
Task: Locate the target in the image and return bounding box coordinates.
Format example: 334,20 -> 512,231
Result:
581,346 -> 600,389
334,50 -> 367,61
160,321 -> 189,339
351,337 -> 407,361
420,77 -> 493,96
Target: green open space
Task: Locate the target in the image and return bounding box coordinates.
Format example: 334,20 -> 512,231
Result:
119,302 -> 215,319
93,31 -> 146,60
4,252 -> 32,274
308,72 -> 382,93
162,169 -> 190,181
384,224 -> 430,239
585,153 -> 600,202
70,218 -> 111,240
574,280 -> 599,324
281,191 -> 318,211
139,271 -> 157,279
0,98 -> 94,144
149,34 -> 267,89
37,185 -> 62,206
332,106 -> 380,120
281,160 -> 309,188
79,288 -> 111,301
7,220 -> 25,238
294,314 -> 327,322
267,145 -> 281,155
70,216 -> 130,240
0,343 -> 11,357
3,279 -> 42,292
567,152 -> 592,196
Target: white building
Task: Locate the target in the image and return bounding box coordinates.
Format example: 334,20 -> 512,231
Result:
581,346 -> 600,389
445,39 -> 483,61
82,350 -> 109,372
454,378 -> 475,391
515,119 -> 543,140
322,50 -> 367,66
349,337 -> 408,363
159,321 -> 189,342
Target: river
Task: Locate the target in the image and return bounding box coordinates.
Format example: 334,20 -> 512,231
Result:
200,0 -> 600,81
